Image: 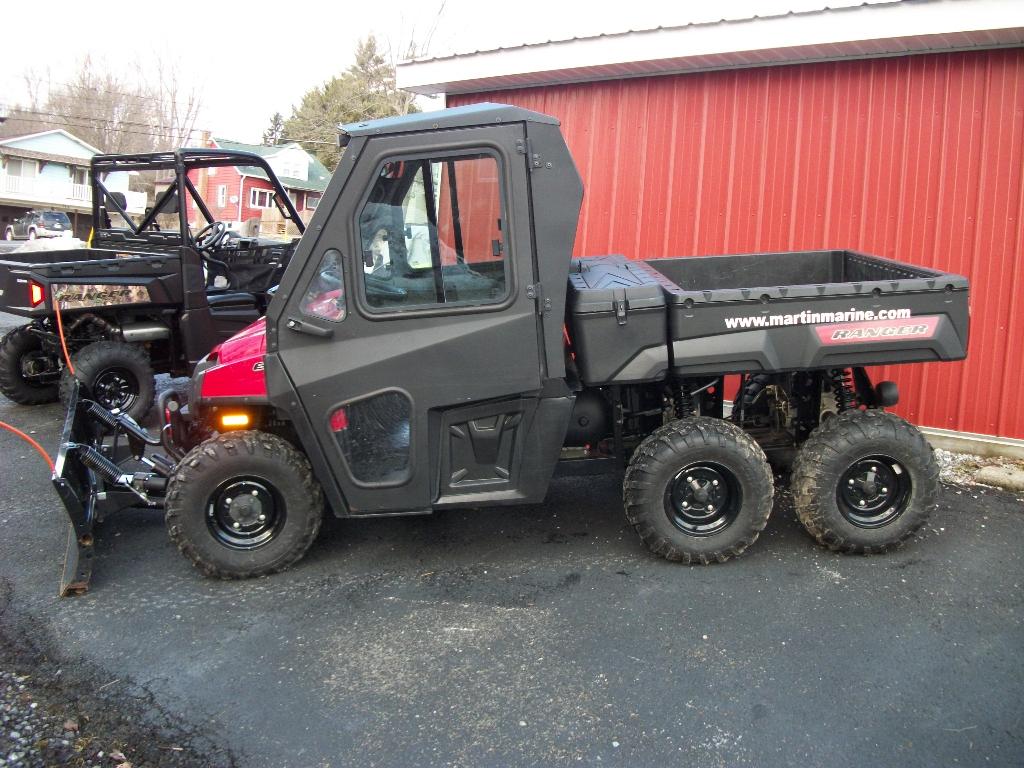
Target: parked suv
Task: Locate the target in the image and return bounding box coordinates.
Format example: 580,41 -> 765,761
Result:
4,210 -> 73,240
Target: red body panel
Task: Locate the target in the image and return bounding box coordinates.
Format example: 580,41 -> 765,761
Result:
451,48 -> 1024,439
198,318 -> 268,400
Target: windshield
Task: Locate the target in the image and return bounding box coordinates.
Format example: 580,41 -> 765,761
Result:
42,212 -> 71,225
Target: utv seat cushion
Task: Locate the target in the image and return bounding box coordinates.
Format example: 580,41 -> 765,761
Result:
206,291 -> 258,308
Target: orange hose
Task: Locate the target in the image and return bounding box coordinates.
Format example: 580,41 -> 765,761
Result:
53,294 -> 74,376
0,420 -> 55,474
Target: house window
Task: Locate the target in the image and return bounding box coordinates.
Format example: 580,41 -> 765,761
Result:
6,158 -> 38,178
249,188 -> 274,208
217,185 -> 227,208
306,195 -> 320,210
70,167 -> 88,186
273,158 -> 305,179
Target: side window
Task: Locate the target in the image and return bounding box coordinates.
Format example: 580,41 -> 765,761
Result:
300,249 -> 346,322
358,153 -> 508,311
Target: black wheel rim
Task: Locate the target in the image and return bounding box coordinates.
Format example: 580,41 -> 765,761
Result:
836,454 -> 912,529
206,477 -> 285,550
92,367 -> 139,412
664,461 -> 743,537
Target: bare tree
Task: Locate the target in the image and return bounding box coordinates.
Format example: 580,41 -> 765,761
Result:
381,0 -> 448,115
0,55 -> 202,153
150,58 -> 203,150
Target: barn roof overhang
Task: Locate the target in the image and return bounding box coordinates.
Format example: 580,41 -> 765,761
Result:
397,0 -> 1024,96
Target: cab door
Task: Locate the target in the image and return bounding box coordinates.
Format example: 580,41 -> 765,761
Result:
268,124 -> 547,515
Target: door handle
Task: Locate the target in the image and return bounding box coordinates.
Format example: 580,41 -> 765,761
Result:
284,317 -> 333,338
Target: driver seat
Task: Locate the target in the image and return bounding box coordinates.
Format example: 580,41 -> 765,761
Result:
206,291 -> 258,309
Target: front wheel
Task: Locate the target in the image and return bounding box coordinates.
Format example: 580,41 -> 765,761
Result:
624,417 -> 775,564
3,228 -> 12,241
791,410 -> 939,553
165,431 -> 324,579
58,340 -> 154,421
27,229 -> 36,240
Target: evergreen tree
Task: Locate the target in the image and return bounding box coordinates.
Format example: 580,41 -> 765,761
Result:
262,112 -> 285,146
283,36 -> 418,170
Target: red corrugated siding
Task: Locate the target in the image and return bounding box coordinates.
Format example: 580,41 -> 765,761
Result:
450,49 -> 1024,439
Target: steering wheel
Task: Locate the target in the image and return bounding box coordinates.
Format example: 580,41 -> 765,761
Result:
194,221 -> 228,251
194,221 -> 235,290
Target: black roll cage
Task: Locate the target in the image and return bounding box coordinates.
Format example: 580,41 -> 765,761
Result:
89,148 -> 305,245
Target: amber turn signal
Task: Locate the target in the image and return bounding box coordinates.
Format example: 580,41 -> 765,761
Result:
219,412 -> 251,429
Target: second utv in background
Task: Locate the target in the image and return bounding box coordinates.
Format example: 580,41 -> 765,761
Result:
0,149 -> 305,419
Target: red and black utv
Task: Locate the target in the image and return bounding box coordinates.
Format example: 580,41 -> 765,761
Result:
0,149 -> 305,420
52,104 -> 969,595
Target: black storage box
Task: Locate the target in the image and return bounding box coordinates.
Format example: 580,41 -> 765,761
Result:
566,255 -> 678,385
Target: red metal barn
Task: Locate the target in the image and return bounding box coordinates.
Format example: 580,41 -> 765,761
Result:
400,2 -> 1024,445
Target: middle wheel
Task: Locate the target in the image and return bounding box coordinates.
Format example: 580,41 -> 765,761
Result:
624,417 -> 774,564
58,340 -> 154,421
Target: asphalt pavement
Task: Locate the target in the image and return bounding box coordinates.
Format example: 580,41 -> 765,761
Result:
0,310 -> 1021,767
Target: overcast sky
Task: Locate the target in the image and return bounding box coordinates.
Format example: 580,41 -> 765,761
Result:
0,0 -> 798,144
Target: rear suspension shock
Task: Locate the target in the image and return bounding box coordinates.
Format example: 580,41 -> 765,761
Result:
830,368 -> 858,412
675,381 -> 695,418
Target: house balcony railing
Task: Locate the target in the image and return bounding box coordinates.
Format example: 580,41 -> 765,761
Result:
0,173 -> 146,214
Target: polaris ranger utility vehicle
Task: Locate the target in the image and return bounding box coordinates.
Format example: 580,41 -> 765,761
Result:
51,104 -> 969,595
0,149 -> 305,419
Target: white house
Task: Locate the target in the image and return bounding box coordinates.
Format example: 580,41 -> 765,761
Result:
0,129 -> 146,238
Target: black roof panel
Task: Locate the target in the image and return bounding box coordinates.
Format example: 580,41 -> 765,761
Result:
340,102 -> 559,138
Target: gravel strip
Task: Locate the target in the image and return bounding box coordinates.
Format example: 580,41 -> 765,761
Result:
0,581 -> 234,768
1,667 -> 123,767
935,447 -> 1024,490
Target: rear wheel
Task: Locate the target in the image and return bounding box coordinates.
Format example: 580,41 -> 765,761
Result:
623,417 -> 775,564
58,340 -> 154,421
165,431 -> 323,579
791,410 -> 938,553
0,325 -> 60,405
27,229 -> 36,240
4,228 -> 12,241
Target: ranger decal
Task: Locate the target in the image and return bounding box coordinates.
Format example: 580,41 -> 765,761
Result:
815,316 -> 940,345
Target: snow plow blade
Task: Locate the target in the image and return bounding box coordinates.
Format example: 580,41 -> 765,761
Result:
51,380 -> 170,596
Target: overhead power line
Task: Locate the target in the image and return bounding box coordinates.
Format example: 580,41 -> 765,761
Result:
2,114 -> 204,144
3,106 -> 202,135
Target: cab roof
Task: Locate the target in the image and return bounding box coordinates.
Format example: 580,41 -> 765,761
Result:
339,102 -> 559,141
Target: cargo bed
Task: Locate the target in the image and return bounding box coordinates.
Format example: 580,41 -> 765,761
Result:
0,247 -> 185,317
567,250 -> 969,384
